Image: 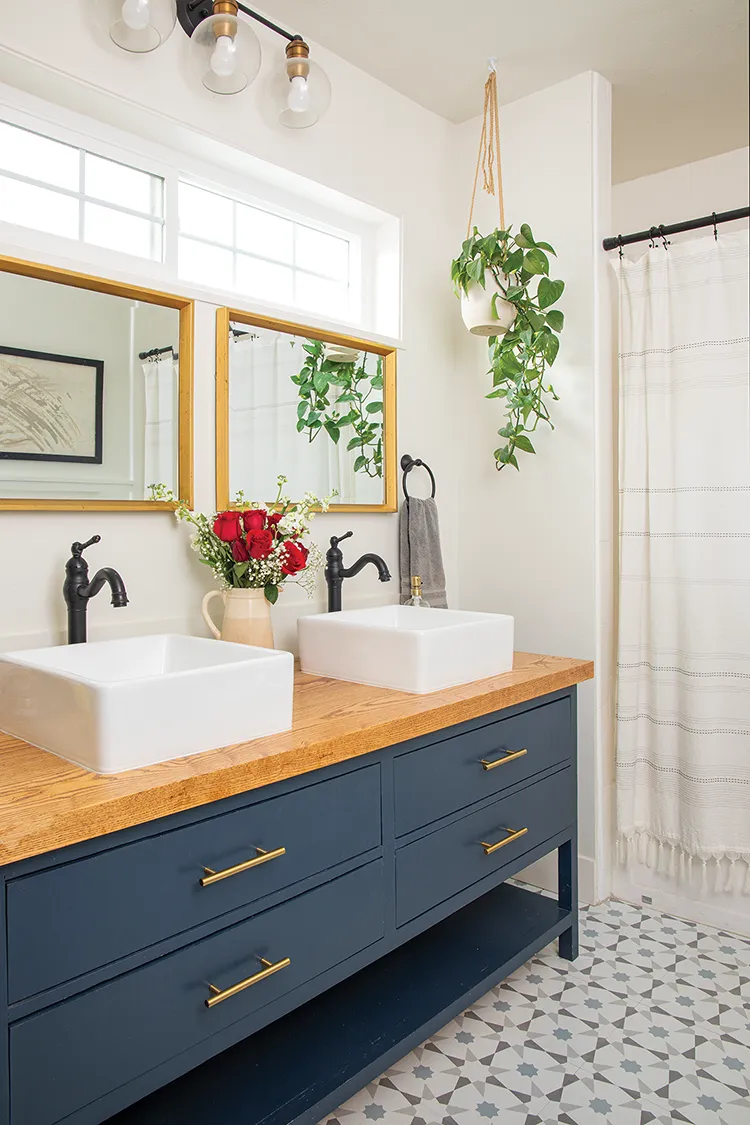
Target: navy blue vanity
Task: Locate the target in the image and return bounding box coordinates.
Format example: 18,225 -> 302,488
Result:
0,685 -> 579,1125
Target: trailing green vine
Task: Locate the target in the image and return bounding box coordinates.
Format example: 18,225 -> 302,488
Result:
291,339 -> 384,478
452,223 -> 565,471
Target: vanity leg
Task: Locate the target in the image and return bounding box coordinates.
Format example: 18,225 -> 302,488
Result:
557,837 -> 578,961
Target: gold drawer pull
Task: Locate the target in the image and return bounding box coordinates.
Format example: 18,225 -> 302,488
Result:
481,827 -> 529,855
205,955 -> 291,1008
200,846 -> 286,887
480,748 -> 527,771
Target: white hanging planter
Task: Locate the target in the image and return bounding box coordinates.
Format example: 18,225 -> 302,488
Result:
460,271 -> 517,337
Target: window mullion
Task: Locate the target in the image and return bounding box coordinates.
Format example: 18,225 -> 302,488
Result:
77,147 -> 85,243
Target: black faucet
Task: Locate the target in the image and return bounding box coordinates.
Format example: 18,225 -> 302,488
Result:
325,532 -> 391,612
63,535 -> 129,644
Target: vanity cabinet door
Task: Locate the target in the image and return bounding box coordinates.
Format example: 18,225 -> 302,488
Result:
7,765 -> 381,1003
395,769 -> 573,926
393,696 -> 571,836
10,860 -> 384,1125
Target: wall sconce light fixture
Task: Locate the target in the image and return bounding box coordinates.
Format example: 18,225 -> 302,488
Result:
101,0 -> 331,127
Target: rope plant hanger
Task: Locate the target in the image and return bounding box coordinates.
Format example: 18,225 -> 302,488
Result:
451,61 -> 566,472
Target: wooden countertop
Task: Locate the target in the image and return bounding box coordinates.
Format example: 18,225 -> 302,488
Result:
0,652 -> 593,867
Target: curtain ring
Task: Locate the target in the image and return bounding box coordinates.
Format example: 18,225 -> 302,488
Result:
617,234 -> 624,260
658,224 -> 670,251
648,227 -> 659,249
712,211 -> 719,241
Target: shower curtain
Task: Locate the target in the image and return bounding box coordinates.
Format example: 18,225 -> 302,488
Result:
614,230 -> 750,890
142,354 -> 177,492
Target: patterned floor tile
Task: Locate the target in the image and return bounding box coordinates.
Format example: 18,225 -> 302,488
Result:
319,898 -> 750,1125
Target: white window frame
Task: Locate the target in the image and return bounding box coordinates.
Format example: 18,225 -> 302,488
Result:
0,89 -> 391,335
177,172 -> 363,325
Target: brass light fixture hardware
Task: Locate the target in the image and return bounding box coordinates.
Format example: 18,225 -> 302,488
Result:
102,0 -> 332,126
205,954 -> 291,1007
481,827 -> 529,855
480,748 -> 528,771
200,845 -> 286,886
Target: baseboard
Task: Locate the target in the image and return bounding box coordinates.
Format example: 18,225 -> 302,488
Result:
518,851 -> 598,906
612,866 -> 750,938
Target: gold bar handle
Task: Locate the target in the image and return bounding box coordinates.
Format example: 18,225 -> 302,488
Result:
200,846 -> 286,887
481,827 -> 529,855
480,748 -> 527,771
205,955 -> 291,1008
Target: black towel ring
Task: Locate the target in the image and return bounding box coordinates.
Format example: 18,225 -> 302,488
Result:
401,453 -> 436,500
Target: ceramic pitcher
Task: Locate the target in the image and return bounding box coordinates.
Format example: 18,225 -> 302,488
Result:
201,587 -> 274,649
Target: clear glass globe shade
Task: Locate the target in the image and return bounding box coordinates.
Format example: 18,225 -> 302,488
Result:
101,0 -> 176,53
266,59 -> 331,129
189,13 -> 261,95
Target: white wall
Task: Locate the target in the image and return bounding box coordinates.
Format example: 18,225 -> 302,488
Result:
610,147 -> 750,935
0,0 -> 460,652
451,72 -> 613,904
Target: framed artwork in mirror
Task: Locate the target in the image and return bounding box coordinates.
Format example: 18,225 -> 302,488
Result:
216,308 -> 397,513
0,254 -> 194,511
0,346 -> 104,464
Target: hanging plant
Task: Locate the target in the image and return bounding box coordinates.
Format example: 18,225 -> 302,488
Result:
291,339 -> 384,478
453,60 -> 565,471
452,223 -> 565,470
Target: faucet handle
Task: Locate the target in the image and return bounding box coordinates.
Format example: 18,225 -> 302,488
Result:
329,531 -> 354,549
71,535 -> 101,558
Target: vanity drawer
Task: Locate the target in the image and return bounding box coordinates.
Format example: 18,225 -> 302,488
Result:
10,859 -> 384,1125
7,765 -> 381,1003
396,769 -> 573,926
394,696 -> 570,836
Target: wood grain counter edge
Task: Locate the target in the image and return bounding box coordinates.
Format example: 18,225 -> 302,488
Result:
0,652 -> 593,866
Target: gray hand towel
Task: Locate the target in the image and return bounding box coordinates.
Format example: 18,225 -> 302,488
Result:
399,496 -> 447,607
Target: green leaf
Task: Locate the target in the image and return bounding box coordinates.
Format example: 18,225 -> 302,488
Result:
545,308 -> 565,331
526,310 -> 545,332
313,370 -> 329,394
504,284 -> 525,301
366,401 -> 383,413
324,420 -> 341,443
503,248 -> 524,274
296,419 -> 307,432
297,400 -> 308,418
264,583 -> 279,605
514,231 -> 533,249
370,375 -> 384,389
353,455 -> 367,472
537,277 -> 565,308
513,434 -> 536,454
335,391 -> 357,403
467,258 -> 485,285
535,240 -> 557,255
233,561 -> 249,578
543,333 -> 560,365
519,223 -> 536,245
346,435 -> 361,452
524,248 -> 550,275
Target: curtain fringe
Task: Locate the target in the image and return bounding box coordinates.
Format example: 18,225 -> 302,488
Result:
617,831 -> 750,895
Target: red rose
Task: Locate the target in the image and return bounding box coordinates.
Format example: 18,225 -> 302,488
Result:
243,509 -> 267,532
232,538 -> 249,562
282,541 -> 309,575
267,512 -> 282,529
247,529 -> 273,559
213,511 -> 243,541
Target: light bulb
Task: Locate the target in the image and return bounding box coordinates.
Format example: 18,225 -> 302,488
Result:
121,0 -> 150,31
210,34 -> 237,77
288,75 -> 311,113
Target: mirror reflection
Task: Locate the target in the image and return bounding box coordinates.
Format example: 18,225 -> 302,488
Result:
227,320 -> 394,508
0,268 -> 182,504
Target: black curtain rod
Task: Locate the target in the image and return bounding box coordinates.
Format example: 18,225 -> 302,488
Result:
139,346 -> 178,361
603,207 -> 750,251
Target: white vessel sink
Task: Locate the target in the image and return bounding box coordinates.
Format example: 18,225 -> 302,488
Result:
298,606 -> 514,694
0,634 -> 294,774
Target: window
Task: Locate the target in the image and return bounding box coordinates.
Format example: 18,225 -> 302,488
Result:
0,120 -> 165,262
178,181 -> 357,321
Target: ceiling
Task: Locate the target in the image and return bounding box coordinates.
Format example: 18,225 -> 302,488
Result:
266,0 -> 749,182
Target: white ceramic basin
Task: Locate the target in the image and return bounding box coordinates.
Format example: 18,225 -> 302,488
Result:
0,634 -> 294,774
298,605 -> 514,694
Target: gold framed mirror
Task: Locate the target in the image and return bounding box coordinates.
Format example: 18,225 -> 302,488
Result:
216,308 -> 397,512
0,254 -> 194,511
